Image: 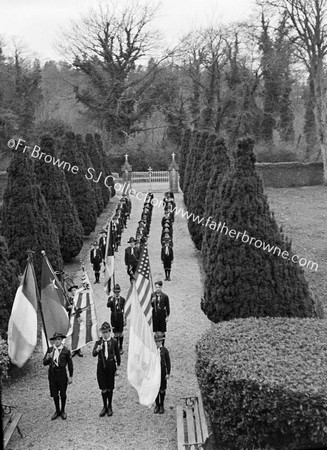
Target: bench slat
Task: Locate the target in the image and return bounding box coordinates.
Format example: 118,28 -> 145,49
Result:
185,405 -> 196,450
3,413 -> 22,449
193,399 -> 203,443
198,393 -> 209,441
176,405 -> 185,450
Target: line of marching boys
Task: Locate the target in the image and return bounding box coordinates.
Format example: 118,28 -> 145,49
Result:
124,190 -> 154,282
43,190 -> 171,421
90,193 -> 132,285
161,192 -> 175,281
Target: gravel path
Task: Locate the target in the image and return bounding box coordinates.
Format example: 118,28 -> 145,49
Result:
3,184 -> 211,450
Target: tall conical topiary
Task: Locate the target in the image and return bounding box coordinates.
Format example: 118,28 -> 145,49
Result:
60,132 -> 97,235
85,133 -> 105,214
179,128 -> 192,190
0,236 -> 20,335
76,134 -> 102,216
201,137 -> 317,323
202,138 -> 230,272
187,132 -> 214,250
1,151 -> 63,280
94,133 -> 114,203
182,130 -> 201,207
34,134 -> 84,262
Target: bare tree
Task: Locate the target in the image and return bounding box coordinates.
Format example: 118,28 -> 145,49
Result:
58,0 -> 168,144
266,0 -> 327,183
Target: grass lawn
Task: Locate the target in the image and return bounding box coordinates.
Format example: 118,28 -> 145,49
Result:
265,185 -> 327,311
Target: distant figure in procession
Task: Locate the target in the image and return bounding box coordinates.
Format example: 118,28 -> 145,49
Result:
124,236 -> 140,282
90,241 -> 102,283
161,239 -> 174,281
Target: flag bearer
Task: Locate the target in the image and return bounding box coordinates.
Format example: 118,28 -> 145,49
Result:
154,331 -> 171,414
107,284 -> 126,354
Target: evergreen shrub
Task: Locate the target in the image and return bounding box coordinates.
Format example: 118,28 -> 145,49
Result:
196,317 -> 327,450
201,137 -> 317,322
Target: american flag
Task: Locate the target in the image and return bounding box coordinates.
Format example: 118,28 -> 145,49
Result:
125,243 -> 153,326
69,269 -> 99,351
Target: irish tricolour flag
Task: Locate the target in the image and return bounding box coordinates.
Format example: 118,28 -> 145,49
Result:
8,257 -> 38,368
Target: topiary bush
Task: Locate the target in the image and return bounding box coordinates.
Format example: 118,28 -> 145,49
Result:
0,236 -> 19,336
201,136 -> 317,323
60,132 -> 97,235
179,128 -> 192,192
1,150 -> 63,280
187,130 -> 209,250
34,134 -> 84,262
0,337 -> 10,381
202,137 -> 230,273
196,317 -> 327,450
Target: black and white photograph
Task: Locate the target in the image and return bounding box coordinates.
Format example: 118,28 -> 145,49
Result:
1,0 -> 327,449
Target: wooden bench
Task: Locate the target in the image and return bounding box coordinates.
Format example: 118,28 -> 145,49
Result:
176,394 -> 210,450
2,408 -> 23,449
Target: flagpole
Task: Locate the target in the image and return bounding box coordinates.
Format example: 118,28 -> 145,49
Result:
33,250 -> 50,351
145,238 -> 155,292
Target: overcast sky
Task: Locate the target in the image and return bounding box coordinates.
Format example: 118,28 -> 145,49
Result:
1,0 -> 255,62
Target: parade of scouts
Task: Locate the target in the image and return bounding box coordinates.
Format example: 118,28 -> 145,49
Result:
5,186 -> 178,433
3,1 -> 327,448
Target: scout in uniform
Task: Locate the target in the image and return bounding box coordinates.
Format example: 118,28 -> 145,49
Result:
65,285 -> 78,319
99,229 -> 107,263
161,239 -> 174,281
43,332 -> 73,420
93,322 -> 121,417
124,237 -> 140,282
151,281 -> 170,336
90,241 -> 102,283
154,331 -> 171,414
107,284 -> 126,354
66,285 -> 83,357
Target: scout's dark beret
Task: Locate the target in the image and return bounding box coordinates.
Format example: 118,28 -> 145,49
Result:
155,280 -> 163,287
127,237 -> 136,243
113,284 -> 121,292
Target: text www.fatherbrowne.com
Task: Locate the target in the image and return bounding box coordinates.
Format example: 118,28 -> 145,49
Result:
171,205 -> 318,272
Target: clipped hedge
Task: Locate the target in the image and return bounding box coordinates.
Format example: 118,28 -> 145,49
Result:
196,317 -> 327,450
0,337 -> 10,381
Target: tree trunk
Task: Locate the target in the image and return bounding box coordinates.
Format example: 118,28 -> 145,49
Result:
312,62 -> 327,185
